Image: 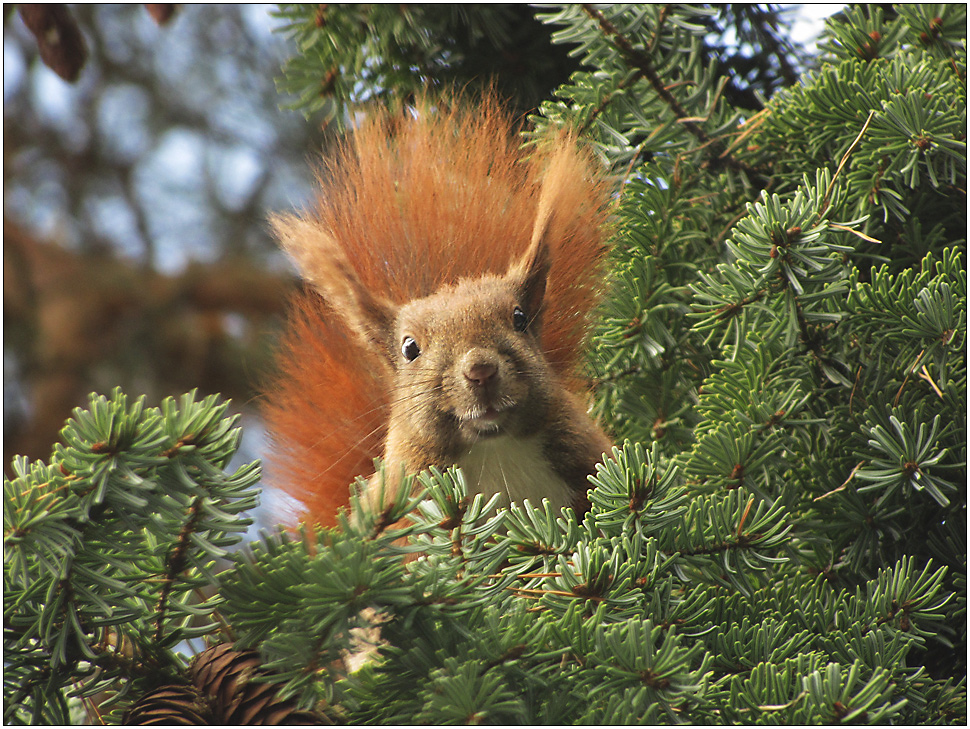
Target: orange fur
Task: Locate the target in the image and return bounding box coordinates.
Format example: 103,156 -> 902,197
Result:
263,95 -> 612,526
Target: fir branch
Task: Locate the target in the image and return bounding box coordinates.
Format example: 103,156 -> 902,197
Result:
594,364 -> 643,385
789,283 -> 823,356
581,4 -> 693,127
647,5 -> 670,55
4,665 -> 59,722
712,209 -> 750,246
91,629 -> 171,680
580,3 -> 765,177
154,495 -> 205,643
577,70 -> 644,138
576,5 -> 670,137
482,644 -> 529,671
715,288 -> 768,320
676,532 -> 765,557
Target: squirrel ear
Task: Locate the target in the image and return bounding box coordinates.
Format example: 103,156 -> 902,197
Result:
507,169 -> 558,324
271,214 -> 397,362
509,134 -> 586,324
509,225 -> 551,325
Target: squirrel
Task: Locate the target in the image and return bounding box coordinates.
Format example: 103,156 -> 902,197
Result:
264,95 -> 613,527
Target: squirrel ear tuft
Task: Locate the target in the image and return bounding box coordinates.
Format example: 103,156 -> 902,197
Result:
271,213 -> 397,362
509,226 -> 551,326
507,138 -> 573,324
509,131 -> 579,320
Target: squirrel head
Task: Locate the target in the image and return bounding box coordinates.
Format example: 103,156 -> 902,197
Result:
265,98 -> 613,521
274,217 -> 558,455
269,111 -> 601,466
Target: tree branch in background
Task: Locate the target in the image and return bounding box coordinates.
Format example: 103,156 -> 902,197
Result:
3,218 -> 296,475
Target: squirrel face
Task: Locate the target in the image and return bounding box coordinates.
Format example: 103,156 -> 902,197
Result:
388,274 -> 555,456
273,209 -> 557,470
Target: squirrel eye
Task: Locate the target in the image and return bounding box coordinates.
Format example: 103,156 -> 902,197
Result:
513,306 -> 528,332
402,336 -> 421,361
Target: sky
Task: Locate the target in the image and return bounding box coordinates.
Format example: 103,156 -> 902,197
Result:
789,3 -> 845,47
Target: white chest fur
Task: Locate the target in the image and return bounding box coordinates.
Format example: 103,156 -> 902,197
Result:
457,435 -> 574,512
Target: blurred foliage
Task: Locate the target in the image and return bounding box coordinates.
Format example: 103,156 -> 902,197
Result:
273,3 -> 808,122
3,5 -> 317,474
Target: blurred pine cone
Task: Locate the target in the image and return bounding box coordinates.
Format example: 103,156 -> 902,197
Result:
122,644 -> 325,725
120,684 -> 210,725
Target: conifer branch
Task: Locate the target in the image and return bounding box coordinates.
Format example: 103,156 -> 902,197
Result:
647,5 -> 670,55
577,71 -> 644,137
675,532 -> 765,557
154,495 -> 205,643
716,289 -> 768,320
580,4 -> 765,177
577,5 -> 670,137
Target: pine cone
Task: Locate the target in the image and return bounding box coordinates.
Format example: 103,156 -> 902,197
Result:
121,684 -> 212,725
123,644 -> 326,725
190,644 -> 322,725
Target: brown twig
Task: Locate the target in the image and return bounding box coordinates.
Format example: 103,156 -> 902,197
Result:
849,365 -> 864,417
581,4 -> 765,177
817,110 -> 876,222
814,461 -> 865,501
154,496 -> 205,643
894,349 -> 926,407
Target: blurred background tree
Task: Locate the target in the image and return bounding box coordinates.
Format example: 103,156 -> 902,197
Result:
3,3 -> 810,487
3,4 -> 319,480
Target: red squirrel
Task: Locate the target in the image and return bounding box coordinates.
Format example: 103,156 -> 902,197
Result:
264,95 -> 613,527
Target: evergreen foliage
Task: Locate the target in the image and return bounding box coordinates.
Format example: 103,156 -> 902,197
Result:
272,3 -> 581,118
4,3 -> 966,724
4,390 -> 259,723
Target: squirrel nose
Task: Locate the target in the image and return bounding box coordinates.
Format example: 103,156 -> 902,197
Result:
464,361 -> 498,387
